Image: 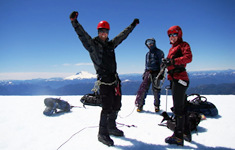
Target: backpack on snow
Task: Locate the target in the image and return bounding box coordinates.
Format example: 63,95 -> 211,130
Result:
187,94 -> 218,117
43,98 -> 71,116
80,92 -> 102,107
160,111 -> 202,132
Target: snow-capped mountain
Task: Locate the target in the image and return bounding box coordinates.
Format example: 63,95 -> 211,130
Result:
64,71 -> 97,80
190,69 -> 235,78
0,70 -> 234,95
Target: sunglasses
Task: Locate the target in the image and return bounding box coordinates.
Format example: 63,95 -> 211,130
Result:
98,29 -> 109,34
168,33 -> 178,37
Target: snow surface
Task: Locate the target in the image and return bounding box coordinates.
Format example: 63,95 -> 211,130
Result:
0,95 -> 234,150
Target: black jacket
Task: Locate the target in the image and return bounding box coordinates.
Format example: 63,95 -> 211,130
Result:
71,20 -> 136,77
145,47 -> 164,72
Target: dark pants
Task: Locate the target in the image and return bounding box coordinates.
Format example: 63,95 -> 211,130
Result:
140,71 -> 161,107
171,80 -> 189,116
170,79 -> 189,138
98,75 -> 122,135
99,80 -> 122,114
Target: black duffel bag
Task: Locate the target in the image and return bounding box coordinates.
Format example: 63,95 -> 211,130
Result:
187,94 -> 218,117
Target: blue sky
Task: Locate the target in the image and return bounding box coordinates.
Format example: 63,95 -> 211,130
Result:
0,0 -> 234,80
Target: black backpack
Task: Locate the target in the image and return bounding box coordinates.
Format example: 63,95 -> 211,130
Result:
187,94 -> 218,117
80,92 -> 102,107
43,98 -> 71,116
160,111 -> 202,132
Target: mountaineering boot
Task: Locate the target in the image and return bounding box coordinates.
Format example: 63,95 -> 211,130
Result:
137,105 -> 143,112
98,112 -> 114,146
155,106 -> 160,112
184,113 -> 192,142
165,115 -> 185,146
109,128 -> 124,137
98,132 -> 114,146
165,134 -> 184,146
108,111 -> 124,136
183,133 -> 192,142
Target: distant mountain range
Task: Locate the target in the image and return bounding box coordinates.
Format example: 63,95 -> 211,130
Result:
0,70 -> 234,95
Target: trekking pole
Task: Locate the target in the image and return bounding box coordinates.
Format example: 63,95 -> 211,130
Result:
165,85 -> 171,112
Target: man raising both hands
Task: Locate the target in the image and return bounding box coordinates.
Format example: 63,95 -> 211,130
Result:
70,11 -> 139,146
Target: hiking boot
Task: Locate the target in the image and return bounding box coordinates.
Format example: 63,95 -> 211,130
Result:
98,134 -> 114,146
137,105 -> 143,112
155,106 -> 160,112
183,133 -> 192,142
109,128 -> 124,136
98,112 -> 113,146
165,135 -> 184,146
165,115 -> 185,146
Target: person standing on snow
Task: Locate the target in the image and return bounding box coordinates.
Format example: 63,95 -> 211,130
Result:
69,11 -> 139,146
137,38 -> 164,112
162,25 -> 192,146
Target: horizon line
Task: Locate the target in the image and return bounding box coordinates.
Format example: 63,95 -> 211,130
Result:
0,69 -> 234,81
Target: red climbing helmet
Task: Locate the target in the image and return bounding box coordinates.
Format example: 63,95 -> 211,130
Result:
97,21 -> 110,30
167,25 -> 183,38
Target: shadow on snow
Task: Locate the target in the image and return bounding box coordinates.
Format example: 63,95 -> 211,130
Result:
114,136 -> 233,150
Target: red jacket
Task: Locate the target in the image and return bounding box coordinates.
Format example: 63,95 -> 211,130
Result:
167,40 -> 192,81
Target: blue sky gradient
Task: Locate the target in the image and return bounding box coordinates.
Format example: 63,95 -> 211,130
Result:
0,0 -> 234,80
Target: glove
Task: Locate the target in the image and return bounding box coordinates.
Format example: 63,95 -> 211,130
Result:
70,11 -> 78,21
162,58 -> 174,67
131,18 -> 139,27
